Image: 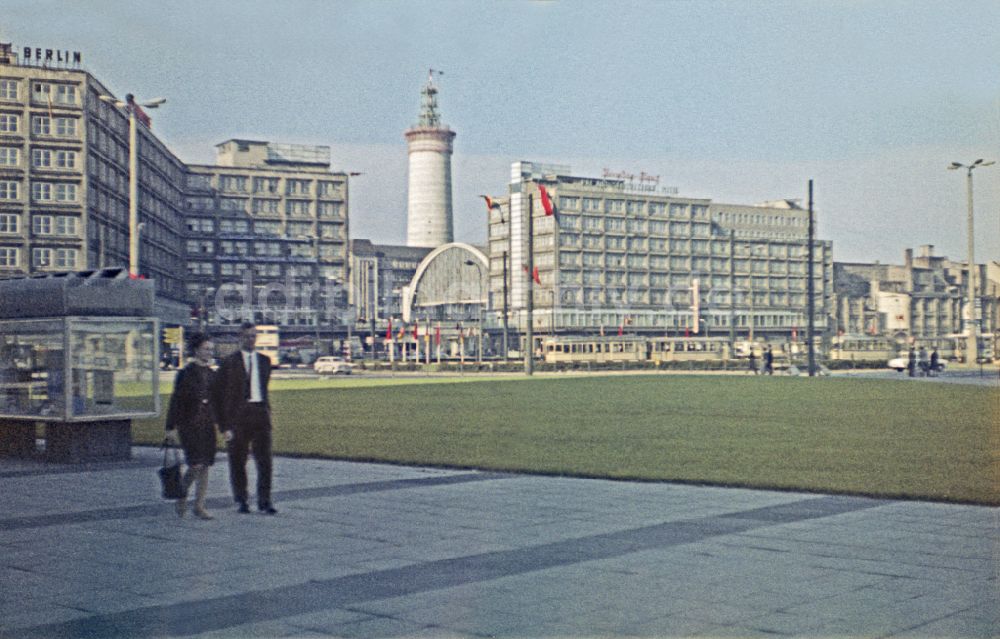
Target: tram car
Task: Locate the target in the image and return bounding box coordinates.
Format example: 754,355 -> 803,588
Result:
828,335 -> 897,361
542,336 -> 647,364
647,336 -> 731,363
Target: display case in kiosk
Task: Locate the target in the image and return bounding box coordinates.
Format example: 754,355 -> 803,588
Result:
0,269 -> 159,462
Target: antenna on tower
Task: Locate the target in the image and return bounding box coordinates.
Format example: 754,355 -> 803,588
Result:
418,69 -> 444,128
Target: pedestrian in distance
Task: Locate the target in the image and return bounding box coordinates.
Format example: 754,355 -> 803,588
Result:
917,346 -> 928,376
764,346 -> 774,376
212,322 -> 278,515
748,350 -> 758,375
165,333 -> 218,520
929,349 -> 939,377
907,347 -> 916,377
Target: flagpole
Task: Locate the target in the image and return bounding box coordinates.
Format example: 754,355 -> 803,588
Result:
525,190 -> 534,376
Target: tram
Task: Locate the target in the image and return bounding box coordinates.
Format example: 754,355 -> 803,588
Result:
542,336 -> 647,364
648,336 -> 731,363
827,335 -> 897,361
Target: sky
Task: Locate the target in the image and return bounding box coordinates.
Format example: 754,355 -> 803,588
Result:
5,0 -> 999,264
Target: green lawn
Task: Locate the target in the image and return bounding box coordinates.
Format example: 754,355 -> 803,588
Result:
135,375 -> 999,505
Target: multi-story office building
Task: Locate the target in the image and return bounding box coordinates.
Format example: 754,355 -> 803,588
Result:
492,162 -> 833,341
0,43 -> 190,322
349,239 -> 431,327
183,140 -> 351,340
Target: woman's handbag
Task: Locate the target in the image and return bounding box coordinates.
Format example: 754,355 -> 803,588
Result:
159,441 -> 186,500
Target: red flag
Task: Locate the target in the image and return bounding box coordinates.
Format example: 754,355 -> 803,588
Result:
386,317 -> 392,341
413,323 -> 419,339
533,266 -> 541,285
618,324 -> 623,336
435,324 -> 441,345
538,184 -> 554,216
479,195 -> 500,212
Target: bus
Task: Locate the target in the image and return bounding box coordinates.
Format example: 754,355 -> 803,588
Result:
256,325 -> 280,366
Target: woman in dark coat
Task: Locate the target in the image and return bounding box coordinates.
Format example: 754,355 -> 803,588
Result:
165,333 -> 218,519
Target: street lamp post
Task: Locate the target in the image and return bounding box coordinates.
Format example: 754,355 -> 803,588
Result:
949,159 -> 995,365
99,94 -> 165,278
464,259 -> 484,365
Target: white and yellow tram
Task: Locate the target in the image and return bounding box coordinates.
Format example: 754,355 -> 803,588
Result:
542,336 -> 647,364
828,335 -> 897,361
648,336 -> 731,363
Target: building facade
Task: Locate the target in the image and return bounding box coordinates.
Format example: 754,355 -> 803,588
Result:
349,239 -> 431,328
0,44 -> 190,322
833,245 -> 999,343
183,140 -> 351,340
491,162 -> 833,343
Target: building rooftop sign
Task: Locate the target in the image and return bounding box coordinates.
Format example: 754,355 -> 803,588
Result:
0,42 -> 83,68
266,143 -> 331,166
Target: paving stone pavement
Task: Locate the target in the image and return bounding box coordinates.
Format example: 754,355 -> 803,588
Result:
0,447 -> 996,638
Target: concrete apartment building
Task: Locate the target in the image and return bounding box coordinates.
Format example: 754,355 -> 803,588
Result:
493,161 -> 833,342
184,140 -> 351,341
0,43 -> 190,323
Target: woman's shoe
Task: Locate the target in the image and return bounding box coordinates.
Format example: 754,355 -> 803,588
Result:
193,507 -> 214,520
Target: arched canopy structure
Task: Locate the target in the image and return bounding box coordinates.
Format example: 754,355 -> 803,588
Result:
401,242 -> 488,323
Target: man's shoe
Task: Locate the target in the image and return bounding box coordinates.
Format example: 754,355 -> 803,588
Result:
259,503 -> 277,515
236,501 -> 251,514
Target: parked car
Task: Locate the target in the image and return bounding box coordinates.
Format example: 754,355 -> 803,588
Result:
313,356 -> 352,375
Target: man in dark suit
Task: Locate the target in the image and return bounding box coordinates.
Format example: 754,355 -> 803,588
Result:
212,322 -> 277,514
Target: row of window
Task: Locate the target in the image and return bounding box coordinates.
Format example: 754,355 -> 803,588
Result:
0,246 -> 78,268
0,146 -> 78,169
187,261 -> 320,278
0,180 -> 77,202
0,213 -> 78,236
187,195 -> 344,218
0,114 -> 79,137
214,174 -> 344,197
557,196 -> 710,219
0,79 -> 79,105
715,210 -> 807,228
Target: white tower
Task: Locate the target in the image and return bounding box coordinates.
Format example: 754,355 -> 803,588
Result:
405,70 -> 456,247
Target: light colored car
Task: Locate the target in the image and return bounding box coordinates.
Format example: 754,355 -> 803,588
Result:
313,356 -> 352,375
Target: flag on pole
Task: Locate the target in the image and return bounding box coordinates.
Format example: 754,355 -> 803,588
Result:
618,323 -> 623,336
413,323 -> 419,340
386,317 -> 392,341
435,324 -> 441,345
538,184 -> 555,216
480,195 -> 505,222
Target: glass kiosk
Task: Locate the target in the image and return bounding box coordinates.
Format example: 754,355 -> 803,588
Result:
0,271 -> 159,462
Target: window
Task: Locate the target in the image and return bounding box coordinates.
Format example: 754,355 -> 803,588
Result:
318,201 -> 341,218
54,248 -> 77,268
0,79 -> 17,100
0,181 -> 18,199
55,118 -> 76,136
285,179 -> 311,196
220,197 -> 247,212
318,180 -> 341,197
0,146 -> 18,166
32,116 -> 50,135
252,198 -> 279,214
253,177 -> 278,193
0,247 -> 18,267
54,216 -> 77,236
606,199 -> 625,214
54,84 -> 78,105
220,175 -> 248,192
32,247 -> 52,267
0,213 -> 18,233
582,197 -> 601,212
33,215 -> 53,235
32,182 -> 77,202
254,221 -> 281,235
286,199 -> 310,216
559,196 -> 579,210
32,149 -> 77,169
0,113 -> 19,132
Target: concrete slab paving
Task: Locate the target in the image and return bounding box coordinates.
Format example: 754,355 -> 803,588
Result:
1,446 -> 996,638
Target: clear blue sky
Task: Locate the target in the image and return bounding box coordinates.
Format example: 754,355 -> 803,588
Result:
6,0 -> 999,264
